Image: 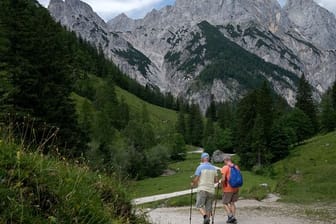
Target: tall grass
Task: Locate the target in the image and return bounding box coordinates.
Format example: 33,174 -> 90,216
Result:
0,118 -> 149,223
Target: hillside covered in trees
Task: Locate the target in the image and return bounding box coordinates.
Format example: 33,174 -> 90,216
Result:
175,76 -> 336,170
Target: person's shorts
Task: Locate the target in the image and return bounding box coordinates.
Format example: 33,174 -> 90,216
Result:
222,191 -> 239,204
196,190 -> 214,212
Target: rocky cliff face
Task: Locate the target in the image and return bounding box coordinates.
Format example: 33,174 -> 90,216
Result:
48,0 -> 163,88
284,0 -> 336,50
48,0 -> 336,111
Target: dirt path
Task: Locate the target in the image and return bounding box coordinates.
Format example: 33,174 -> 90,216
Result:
146,199 -> 335,224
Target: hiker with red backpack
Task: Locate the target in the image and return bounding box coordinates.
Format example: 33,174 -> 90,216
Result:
221,155 -> 243,224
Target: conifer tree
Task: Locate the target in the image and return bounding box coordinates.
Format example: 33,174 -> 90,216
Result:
206,95 -> 217,121
214,127 -> 233,152
269,124 -> 290,162
186,104 -> 204,146
257,82 -> 273,141
203,118 -> 215,151
251,114 -> 265,167
236,83 -> 276,168
176,110 -> 186,139
320,95 -> 336,132
235,91 -> 258,168
170,133 -> 186,161
332,81 -> 336,110
295,75 -> 318,133
217,102 -> 234,130
283,108 -> 314,144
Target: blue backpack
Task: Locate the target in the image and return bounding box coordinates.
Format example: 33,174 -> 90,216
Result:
228,165 -> 243,188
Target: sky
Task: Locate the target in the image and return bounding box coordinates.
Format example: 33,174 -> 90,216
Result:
38,0 -> 336,21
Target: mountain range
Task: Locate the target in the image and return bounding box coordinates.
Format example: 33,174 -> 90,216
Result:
48,0 -> 336,111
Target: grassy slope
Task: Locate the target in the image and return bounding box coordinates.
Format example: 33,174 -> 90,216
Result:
131,153 -> 276,201
115,86 -> 177,126
0,141 -> 147,223
274,132 -> 336,203
72,73 -> 177,130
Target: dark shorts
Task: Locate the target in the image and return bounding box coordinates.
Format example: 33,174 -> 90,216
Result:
222,191 -> 239,204
196,190 -> 214,212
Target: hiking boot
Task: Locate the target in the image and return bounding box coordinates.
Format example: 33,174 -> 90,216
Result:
226,216 -> 237,223
203,216 -> 210,224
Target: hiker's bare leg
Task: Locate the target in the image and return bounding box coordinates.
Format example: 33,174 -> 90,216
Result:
224,203 -> 232,215
199,207 -> 211,217
230,202 -> 236,216
199,208 -> 207,216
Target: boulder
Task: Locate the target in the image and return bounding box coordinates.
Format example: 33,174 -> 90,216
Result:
211,150 -> 226,163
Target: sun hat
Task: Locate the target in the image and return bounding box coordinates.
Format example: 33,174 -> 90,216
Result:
201,152 -> 209,159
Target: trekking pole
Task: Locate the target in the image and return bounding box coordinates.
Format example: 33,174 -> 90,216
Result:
212,182 -> 220,224
189,186 -> 193,224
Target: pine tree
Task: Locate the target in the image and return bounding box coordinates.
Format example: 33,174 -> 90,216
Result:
214,126 -> 233,152
217,102 -> 234,130
236,91 -> 258,145
170,133 -> 186,161
206,95 -> 217,121
332,81 -> 336,110
251,114 -> 269,167
269,123 -> 290,163
257,82 -> 273,142
236,91 -> 258,169
320,95 -> 336,132
236,83 -> 275,168
283,108 -> 314,144
203,118 -> 215,153
176,110 -> 186,139
186,104 -> 204,146
203,118 -> 215,142
295,75 -> 318,132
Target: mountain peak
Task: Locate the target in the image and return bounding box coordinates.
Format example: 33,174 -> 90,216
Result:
49,0 -> 63,5
118,13 -> 130,19
48,0 -> 107,35
286,0 -> 315,7
107,13 -> 136,32
284,0 -> 336,49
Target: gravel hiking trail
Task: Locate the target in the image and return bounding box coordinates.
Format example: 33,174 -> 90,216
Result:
146,199 -> 336,224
